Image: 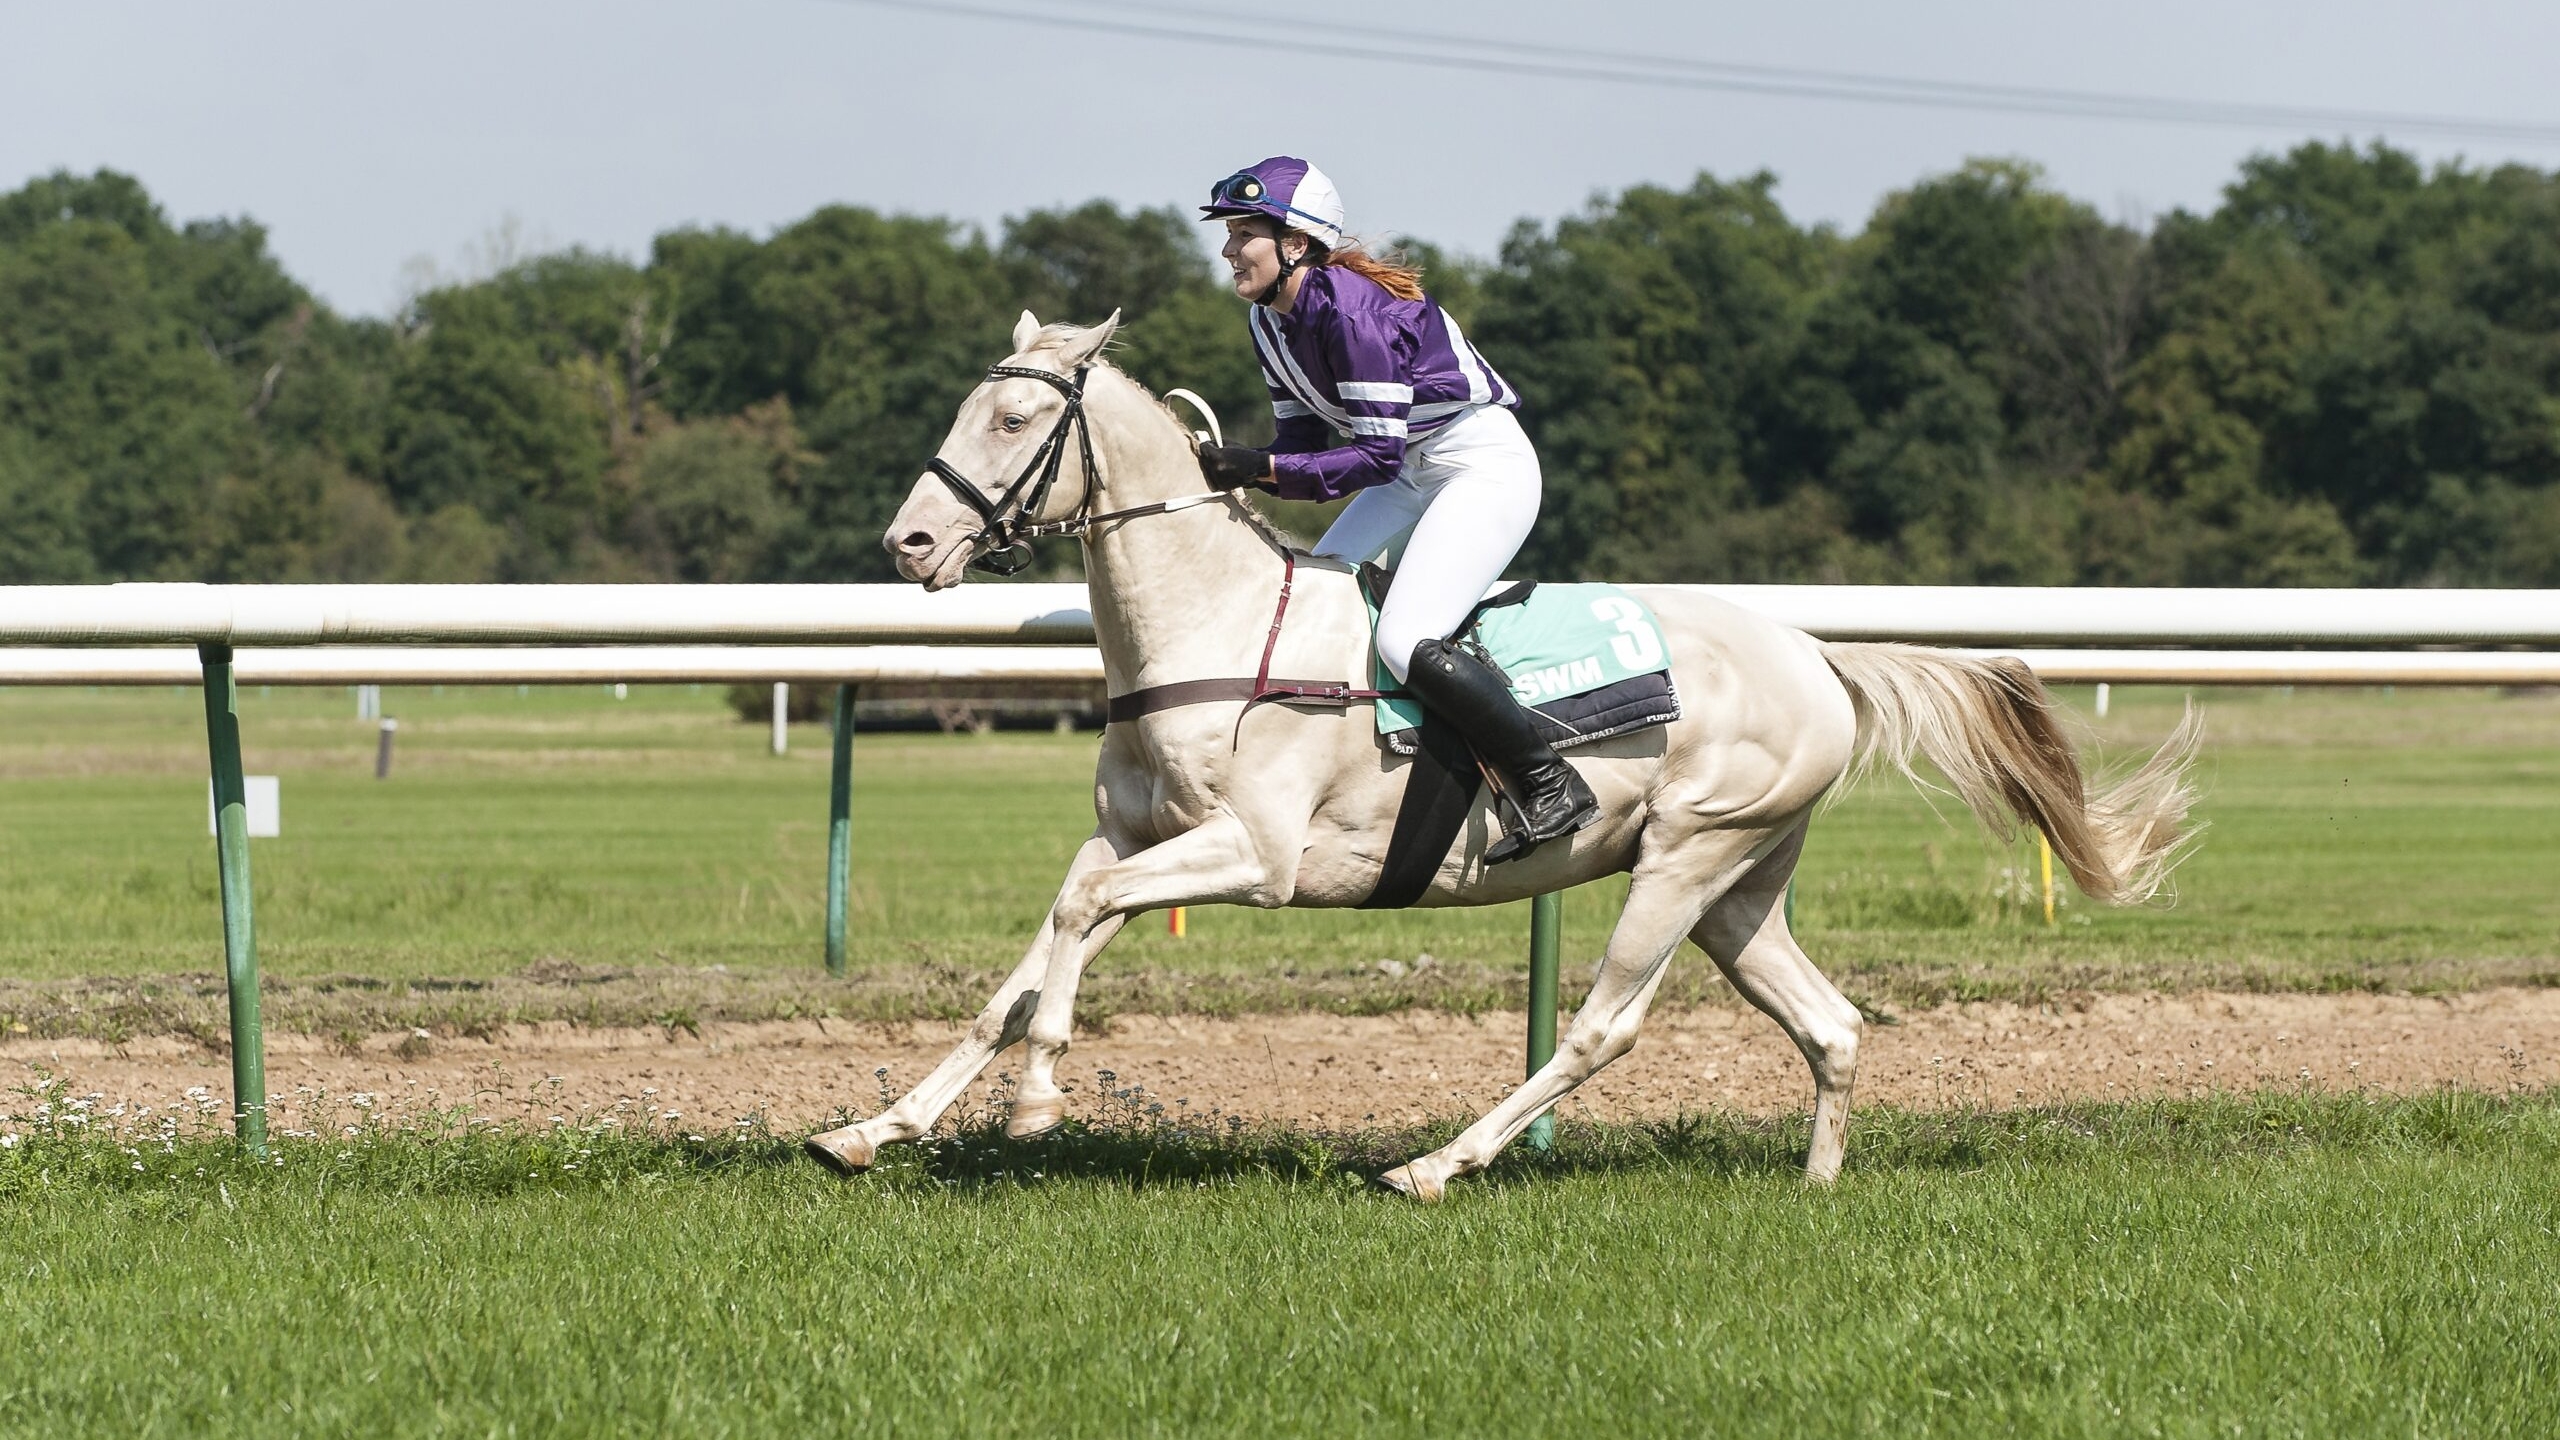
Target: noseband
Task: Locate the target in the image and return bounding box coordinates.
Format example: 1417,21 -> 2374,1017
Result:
927,363 -> 1100,577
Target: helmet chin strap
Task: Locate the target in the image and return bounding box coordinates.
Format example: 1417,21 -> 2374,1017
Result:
1252,235 -> 1309,307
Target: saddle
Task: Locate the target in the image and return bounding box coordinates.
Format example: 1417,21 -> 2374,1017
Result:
1356,564 -> 1682,757
1354,565 -> 1681,907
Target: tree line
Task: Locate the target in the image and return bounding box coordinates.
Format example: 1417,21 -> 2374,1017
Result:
5,144 -> 2556,589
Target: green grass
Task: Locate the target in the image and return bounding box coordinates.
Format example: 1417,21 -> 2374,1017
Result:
2,682 -> 2556,1036
6,1086 -> 2558,1437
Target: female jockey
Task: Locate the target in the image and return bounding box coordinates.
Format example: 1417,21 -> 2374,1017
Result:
1193,156 -> 1598,864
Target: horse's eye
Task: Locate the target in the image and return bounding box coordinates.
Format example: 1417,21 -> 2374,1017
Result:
1001,414 -> 1027,433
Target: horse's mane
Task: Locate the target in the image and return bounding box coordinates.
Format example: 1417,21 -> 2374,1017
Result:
1023,320 -> 1291,553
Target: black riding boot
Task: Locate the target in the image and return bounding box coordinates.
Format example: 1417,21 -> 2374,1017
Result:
1404,638 -> 1601,864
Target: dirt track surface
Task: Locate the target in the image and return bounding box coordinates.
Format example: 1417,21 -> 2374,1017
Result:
12,989 -> 2558,1135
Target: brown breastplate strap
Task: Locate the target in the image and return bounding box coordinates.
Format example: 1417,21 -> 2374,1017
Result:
1104,548 -> 1402,726
1107,676 -> 1372,724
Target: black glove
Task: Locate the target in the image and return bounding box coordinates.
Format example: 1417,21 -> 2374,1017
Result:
1198,444 -> 1274,491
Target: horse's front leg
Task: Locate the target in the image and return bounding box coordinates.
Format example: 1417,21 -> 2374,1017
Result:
1007,815 -> 1282,1138
805,832 -> 1125,1174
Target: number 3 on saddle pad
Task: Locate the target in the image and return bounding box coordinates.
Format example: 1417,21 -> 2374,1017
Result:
1368,582 -> 1683,756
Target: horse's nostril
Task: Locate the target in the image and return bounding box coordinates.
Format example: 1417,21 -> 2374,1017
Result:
896,530 -> 937,555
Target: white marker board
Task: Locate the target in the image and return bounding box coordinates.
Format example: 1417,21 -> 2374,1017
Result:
208,776 -> 281,838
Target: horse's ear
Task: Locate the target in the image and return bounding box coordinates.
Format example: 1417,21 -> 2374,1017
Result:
1054,309 -> 1121,369
1012,310 -> 1042,353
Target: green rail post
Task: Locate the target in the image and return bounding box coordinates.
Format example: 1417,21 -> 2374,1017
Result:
1524,890 -> 1562,1152
197,642 -> 267,1154
824,684 -> 856,977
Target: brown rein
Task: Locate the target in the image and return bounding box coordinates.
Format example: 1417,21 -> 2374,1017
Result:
936,372 -> 1388,726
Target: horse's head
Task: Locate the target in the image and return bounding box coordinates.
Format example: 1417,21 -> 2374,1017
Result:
884,309 -> 1121,590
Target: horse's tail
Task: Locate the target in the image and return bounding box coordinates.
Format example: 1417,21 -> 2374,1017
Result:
1819,643 -> 2204,905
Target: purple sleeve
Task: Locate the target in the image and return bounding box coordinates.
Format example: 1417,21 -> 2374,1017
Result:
1265,364 -> 1332,455
1269,312 -> 1416,503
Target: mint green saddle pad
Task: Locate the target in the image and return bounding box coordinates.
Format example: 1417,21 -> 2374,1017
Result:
1365,578 -> 1682,755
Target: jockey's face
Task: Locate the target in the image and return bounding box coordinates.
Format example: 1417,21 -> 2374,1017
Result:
1221,217 -> 1303,302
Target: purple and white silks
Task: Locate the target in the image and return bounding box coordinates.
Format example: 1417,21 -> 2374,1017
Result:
1251,266 -> 1520,504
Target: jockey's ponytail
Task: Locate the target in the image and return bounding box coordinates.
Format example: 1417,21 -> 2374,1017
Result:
1314,243 -> 1426,301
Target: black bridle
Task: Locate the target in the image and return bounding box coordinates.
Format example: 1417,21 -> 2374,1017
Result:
925,360 -> 1236,575
926,363 -> 1102,577
922,358 -> 1395,734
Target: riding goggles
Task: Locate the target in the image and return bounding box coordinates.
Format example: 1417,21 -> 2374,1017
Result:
1207,171 -> 1337,238
1210,171 -> 1268,206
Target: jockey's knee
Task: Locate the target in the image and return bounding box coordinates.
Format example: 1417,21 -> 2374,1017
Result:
1374,615 -> 1435,684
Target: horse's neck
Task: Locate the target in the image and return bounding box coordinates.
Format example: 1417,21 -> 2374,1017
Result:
1082,375 -> 1298,692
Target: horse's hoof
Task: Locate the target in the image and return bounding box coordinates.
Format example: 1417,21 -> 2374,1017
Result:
803,1128 -> 877,1177
1005,1096 -> 1067,1140
1375,1163 -> 1446,1203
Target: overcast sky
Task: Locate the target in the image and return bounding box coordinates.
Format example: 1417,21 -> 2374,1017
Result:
6,0 -> 2558,315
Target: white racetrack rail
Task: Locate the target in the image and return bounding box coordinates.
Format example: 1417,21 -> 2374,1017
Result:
3,582 -> 2559,647
1,646 -> 2556,688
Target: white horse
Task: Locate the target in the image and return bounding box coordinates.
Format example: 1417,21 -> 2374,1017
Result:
808,312 -> 2199,1199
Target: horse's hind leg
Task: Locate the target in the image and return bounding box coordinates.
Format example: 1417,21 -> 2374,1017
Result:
804,832 -> 1125,1174
1690,819 -> 1863,1182
1380,825 -> 1777,1202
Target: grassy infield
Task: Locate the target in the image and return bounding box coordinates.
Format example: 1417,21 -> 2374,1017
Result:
6,683 -> 2560,1435
4,683 -> 2556,1034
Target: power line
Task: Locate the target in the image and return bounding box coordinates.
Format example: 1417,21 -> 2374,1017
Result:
825,0 -> 2560,146
1070,0 -> 2558,137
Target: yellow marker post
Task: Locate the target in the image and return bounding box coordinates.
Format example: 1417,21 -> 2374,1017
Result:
1168,906 -> 1187,938
2037,833 -> 2056,927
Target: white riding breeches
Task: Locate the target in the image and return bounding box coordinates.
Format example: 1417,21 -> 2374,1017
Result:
1312,403 -> 1543,684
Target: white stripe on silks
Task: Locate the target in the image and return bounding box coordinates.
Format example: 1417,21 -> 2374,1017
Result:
1336,381 -> 1414,403
1344,415 -> 1408,437
1272,399 -> 1312,419
1251,309 -> 1352,430
1439,311 -> 1493,407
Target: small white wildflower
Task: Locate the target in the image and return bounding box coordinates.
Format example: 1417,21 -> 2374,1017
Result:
0,1134 -> 19,1149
